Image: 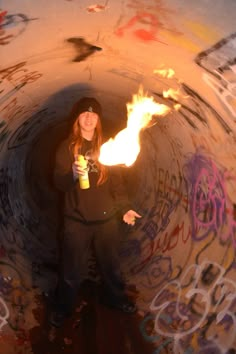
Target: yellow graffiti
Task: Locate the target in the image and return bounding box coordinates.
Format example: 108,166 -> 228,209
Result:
160,21 -> 220,53
184,20 -> 220,44
160,29 -> 201,53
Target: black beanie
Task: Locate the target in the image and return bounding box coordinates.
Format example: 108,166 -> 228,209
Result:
76,97 -> 102,117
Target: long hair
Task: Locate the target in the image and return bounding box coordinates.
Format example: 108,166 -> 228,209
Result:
68,99 -> 108,186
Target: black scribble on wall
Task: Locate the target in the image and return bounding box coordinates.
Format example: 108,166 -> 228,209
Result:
7,108 -> 55,149
153,82 -> 233,135
66,37 -> 102,62
195,32 -> 236,77
3,13 -> 38,27
195,32 -> 236,118
0,168 -> 13,219
0,11 -> 38,45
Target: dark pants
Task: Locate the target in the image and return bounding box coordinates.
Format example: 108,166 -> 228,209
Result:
54,216 -> 126,314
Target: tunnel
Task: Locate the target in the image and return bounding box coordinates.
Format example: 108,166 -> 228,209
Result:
1,1 -> 236,353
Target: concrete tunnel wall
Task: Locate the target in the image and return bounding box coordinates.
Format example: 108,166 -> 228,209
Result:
0,0 -> 236,353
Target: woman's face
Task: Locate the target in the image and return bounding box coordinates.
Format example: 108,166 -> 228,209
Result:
78,111 -> 98,136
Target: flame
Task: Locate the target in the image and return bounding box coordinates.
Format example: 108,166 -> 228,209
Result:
153,68 -> 175,78
163,88 -> 180,100
174,103 -> 181,111
99,86 -> 170,167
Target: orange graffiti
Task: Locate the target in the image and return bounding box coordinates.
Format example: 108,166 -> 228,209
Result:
115,12 -> 166,44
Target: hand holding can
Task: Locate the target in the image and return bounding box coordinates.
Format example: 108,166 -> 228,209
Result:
73,155 -> 90,189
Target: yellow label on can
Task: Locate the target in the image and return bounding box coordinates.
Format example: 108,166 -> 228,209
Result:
78,155 -> 90,189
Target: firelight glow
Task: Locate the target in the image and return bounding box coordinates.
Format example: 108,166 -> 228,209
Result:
98,86 -> 170,167
153,68 -> 175,78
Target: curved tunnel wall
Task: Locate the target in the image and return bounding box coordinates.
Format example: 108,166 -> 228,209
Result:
0,1 -> 236,353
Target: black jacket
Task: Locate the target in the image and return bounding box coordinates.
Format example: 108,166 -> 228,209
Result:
53,138 -> 132,223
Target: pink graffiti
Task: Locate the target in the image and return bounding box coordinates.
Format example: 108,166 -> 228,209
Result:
115,12 -> 166,44
191,157 -> 236,247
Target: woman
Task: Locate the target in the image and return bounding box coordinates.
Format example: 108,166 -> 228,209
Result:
51,97 -> 141,327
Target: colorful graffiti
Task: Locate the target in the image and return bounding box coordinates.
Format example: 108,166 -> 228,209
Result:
0,10 -> 37,45
195,32 -> 236,119
185,153 -> 236,248
115,12 -> 167,43
149,260 -> 236,353
0,295 -> 9,331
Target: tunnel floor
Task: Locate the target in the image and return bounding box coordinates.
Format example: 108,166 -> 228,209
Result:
29,280 -> 156,354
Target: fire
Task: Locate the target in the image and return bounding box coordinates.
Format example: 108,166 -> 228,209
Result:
153,68 -> 175,78
174,103 -> 181,111
99,86 -> 170,167
163,88 -> 180,100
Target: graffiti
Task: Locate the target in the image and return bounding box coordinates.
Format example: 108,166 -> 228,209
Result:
0,168 -> 29,252
0,10 -> 38,45
0,62 -> 42,86
182,83 -> 233,134
203,72 -> 236,118
0,37 -> 102,65
0,121 -> 11,152
157,168 -> 188,211
7,108 -> 56,149
0,82 -> 25,106
0,296 -> 10,331
66,37 -> 102,62
195,32 -> 236,79
150,260 -> 236,353
127,221 -> 190,276
140,313 -> 173,352
116,0 -> 182,43
0,10 -> 12,45
156,221 -> 191,253
185,153 -> 236,248
0,167 -> 36,252
190,132 -> 221,154
142,169 -> 188,237
0,96 -> 41,152
140,255 -> 172,289
153,79 -> 233,134
0,63 -> 42,152
0,274 -> 12,305
195,32 -> 236,118
0,62 -> 27,80
0,168 -> 13,219
108,66 -> 143,82
115,12 -> 166,43
1,216 -> 31,253
0,97 -> 24,124
86,4 -> 109,13
0,262 -> 36,354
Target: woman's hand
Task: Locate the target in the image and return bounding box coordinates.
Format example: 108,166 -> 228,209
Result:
72,160 -> 88,179
123,210 -> 142,226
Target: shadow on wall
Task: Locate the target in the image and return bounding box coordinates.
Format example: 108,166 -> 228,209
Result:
1,82 -> 130,293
